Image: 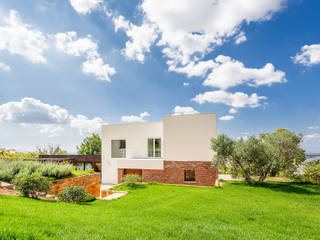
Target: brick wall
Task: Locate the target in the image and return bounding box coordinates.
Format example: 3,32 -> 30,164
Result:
50,173 -> 101,196
119,161 -> 218,186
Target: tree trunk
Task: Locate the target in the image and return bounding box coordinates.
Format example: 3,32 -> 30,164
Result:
258,174 -> 267,183
244,175 -> 256,184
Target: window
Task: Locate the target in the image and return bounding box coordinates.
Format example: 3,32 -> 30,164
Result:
184,170 -> 195,182
76,162 -> 92,171
148,138 -> 161,157
111,140 -> 126,158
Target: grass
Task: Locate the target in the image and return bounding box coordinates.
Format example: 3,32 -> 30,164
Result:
71,169 -> 94,176
0,181 -> 319,240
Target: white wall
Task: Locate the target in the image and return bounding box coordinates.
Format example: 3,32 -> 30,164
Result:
101,122 -> 162,184
163,113 -> 217,162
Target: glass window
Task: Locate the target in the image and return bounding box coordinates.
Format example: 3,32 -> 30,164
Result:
184,170 -> 195,182
111,140 -> 126,158
84,162 -> 92,170
148,138 -> 161,158
76,162 -> 84,171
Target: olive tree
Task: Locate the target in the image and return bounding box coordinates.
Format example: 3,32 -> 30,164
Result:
211,129 -> 305,184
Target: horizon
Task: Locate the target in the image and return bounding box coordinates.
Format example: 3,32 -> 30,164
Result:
0,0 -> 320,153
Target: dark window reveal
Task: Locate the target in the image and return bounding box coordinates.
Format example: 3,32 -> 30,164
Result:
184,170 -> 195,182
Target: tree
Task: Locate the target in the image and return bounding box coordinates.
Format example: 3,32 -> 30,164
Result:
36,144 -> 67,155
211,129 -> 305,184
77,133 -> 101,155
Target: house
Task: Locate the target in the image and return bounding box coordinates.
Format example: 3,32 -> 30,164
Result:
101,113 -> 218,186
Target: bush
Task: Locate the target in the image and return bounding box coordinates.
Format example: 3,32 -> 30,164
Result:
304,160 -> 320,184
13,173 -> 51,198
58,186 -> 95,203
0,160 -> 73,183
123,174 -> 142,187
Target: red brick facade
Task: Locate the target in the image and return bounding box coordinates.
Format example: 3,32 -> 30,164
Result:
118,161 -> 218,186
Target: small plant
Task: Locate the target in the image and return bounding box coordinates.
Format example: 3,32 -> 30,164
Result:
123,174 -> 142,187
57,186 -> 95,203
13,173 -> 51,198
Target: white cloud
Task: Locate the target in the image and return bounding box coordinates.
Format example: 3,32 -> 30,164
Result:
219,115 -> 234,121
235,31 -> 247,44
0,10 -> 47,63
82,57 -> 116,81
0,97 -> 104,137
192,90 -> 267,108
70,114 -> 103,134
183,82 -> 190,86
0,62 -> 11,71
308,126 -> 320,130
173,106 -> 199,115
141,0 -> 286,65
69,0 -> 102,15
201,55 -> 286,90
140,111 -> 150,118
0,97 -> 70,124
113,16 -> 158,63
229,108 -> 238,114
55,31 -> 116,81
293,44 -> 320,66
121,111 -> 150,123
304,133 -> 320,140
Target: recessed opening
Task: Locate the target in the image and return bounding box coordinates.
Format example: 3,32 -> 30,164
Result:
184,170 -> 195,182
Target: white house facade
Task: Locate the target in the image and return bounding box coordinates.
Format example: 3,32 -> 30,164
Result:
101,113 -> 218,186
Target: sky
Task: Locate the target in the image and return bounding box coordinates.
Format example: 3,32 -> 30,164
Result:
0,0 -> 320,153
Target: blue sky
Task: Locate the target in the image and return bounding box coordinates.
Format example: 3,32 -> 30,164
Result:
0,0 -> 320,153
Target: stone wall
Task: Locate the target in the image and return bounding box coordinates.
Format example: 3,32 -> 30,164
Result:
50,173 -> 101,196
119,161 -> 218,186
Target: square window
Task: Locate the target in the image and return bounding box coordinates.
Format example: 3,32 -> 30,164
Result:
184,170 -> 195,182
111,140 -> 126,158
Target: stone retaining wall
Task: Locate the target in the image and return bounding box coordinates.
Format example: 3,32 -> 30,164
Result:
50,173 -> 101,196
118,161 -> 218,186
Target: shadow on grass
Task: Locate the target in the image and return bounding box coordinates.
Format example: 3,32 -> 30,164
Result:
230,181 -> 320,195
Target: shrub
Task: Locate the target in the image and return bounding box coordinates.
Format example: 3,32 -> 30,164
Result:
304,160 -> 320,184
123,174 -> 142,187
58,186 -> 90,203
40,162 -> 73,179
0,160 -> 73,182
83,193 -> 96,202
13,173 -> 51,198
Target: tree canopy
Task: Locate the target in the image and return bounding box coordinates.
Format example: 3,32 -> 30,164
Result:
77,133 -> 101,155
211,129 -> 305,184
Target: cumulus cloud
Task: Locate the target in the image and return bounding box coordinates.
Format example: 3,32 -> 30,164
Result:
192,90 -> 267,108
141,0 -> 286,65
113,15 -> 158,63
70,114 -> 103,134
173,106 -> 199,115
235,31 -> 247,45
0,62 -> 11,71
0,10 -> 47,64
55,31 -> 115,81
219,115 -> 234,121
308,126 -> 320,130
293,44 -> 320,66
69,0 -> 102,15
0,97 -> 104,137
183,82 -> 190,86
304,133 -> 320,140
229,108 -> 238,114
121,111 -> 150,123
175,55 -> 286,90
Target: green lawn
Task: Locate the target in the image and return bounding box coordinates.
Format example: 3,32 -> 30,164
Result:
0,181 -> 319,240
